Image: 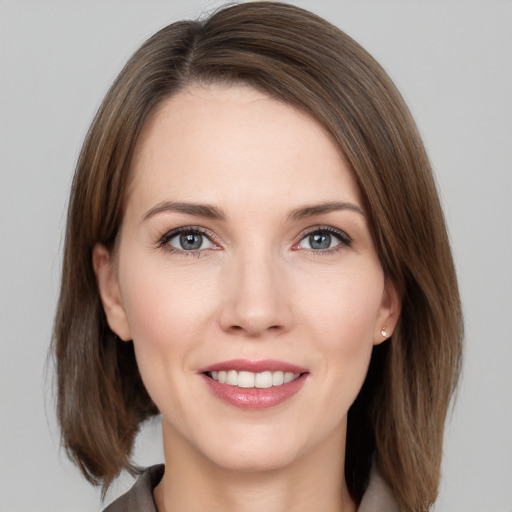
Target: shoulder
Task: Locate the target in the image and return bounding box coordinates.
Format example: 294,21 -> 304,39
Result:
102,465 -> 164,512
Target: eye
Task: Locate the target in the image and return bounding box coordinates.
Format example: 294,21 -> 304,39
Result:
160,227 -> 218,253
296,228 -> 351,251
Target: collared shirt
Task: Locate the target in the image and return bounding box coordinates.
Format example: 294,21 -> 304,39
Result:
103,464 -> 400,512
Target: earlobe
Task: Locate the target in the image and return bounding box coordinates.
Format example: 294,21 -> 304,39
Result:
92,244 -> 132,341
374,280 -> 402,346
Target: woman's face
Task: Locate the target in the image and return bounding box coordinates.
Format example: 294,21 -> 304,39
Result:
94,84 -> 399,473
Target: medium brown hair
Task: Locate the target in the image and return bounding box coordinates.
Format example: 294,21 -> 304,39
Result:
53,2 -> 463,510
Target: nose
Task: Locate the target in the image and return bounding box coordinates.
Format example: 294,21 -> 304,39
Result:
218,248 -> 292,337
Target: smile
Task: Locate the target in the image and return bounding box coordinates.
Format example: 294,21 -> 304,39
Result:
200,359 -> 309,410
207,370 -> 300,388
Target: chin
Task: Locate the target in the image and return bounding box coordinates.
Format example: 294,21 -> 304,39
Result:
200,428 -> 307,474
212,448 -> 298,474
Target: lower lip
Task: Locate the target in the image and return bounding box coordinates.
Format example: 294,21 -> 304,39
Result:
202,374 -> 308,410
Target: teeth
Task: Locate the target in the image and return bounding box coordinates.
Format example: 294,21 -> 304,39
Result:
254,371 -> 272,389
209,370 -> 300,388
238,371 -> 255,388
284,372 -> 295,383
226,370 -> 238,386
272,371 -> 284,386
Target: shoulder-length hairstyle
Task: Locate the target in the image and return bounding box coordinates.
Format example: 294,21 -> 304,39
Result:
53,2 -> 463,510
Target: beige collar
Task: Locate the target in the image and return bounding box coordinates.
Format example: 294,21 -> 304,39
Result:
358,467 -> 400,512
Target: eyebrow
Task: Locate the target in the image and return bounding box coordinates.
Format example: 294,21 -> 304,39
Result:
142,200 -> 364,223
287,201 -> 365,220
142,201 -> 226,222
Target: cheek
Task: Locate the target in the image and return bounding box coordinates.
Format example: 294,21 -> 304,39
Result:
117,252 -> 216,394
299,265 -> 384,342
120,251 -> 212,341
297,265 -> 384,395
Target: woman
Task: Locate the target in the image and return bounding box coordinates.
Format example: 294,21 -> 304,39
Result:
53,2 -> 462,511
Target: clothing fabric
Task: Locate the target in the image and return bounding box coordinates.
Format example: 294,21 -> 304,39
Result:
103,465 -> 164,512
102,463 -> 399,512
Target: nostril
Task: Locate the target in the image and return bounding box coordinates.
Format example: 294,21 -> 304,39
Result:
227,323 -> 284,336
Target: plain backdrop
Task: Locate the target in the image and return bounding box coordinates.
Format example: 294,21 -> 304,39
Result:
1,1 -> 511,511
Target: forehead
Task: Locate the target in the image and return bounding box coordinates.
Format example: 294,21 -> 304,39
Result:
127,83 -> 361,213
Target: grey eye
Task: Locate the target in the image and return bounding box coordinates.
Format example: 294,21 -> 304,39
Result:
309,233 -> 332,250
180,233 -> 202,250
297,230 -> 343,250
168,231 -> 214,251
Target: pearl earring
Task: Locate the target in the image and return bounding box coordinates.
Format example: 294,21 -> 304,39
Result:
381,328 -> 388,338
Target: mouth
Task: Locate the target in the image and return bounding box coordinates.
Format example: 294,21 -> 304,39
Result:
200,360 -> 309,410
205,370 -> 302,389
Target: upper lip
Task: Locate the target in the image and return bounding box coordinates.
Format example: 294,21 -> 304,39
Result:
198,359 -> 308,374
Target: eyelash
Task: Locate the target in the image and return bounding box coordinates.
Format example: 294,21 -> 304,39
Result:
157,225 -> 352,257
294,225 -> 352,255
157,226 -> 219,258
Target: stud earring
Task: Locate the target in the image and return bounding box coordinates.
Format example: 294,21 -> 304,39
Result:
381,328 -> 388,338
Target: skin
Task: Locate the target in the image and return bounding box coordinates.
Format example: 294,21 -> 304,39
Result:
94,84 -> 400,512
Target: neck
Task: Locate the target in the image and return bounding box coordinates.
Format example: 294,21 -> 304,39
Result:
154,420 -> 356,512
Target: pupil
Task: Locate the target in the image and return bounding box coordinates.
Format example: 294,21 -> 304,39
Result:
310,232 -> 330,250
180,233 -> 202,250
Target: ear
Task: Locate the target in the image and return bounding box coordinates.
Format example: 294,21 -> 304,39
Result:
373,279 -> 402,346
92,244 -> 132,341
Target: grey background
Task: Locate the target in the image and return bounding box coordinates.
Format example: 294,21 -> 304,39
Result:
1,1 -> 511,511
